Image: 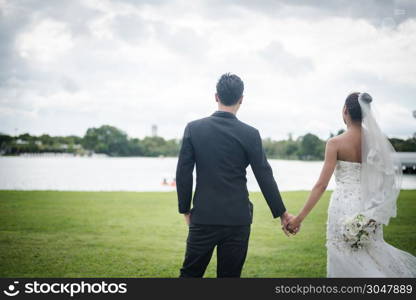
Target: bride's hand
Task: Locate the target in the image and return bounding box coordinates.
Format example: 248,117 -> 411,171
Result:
287,216 -> 302,234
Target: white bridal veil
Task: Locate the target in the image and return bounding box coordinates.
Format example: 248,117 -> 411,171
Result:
358,93 -> 403,225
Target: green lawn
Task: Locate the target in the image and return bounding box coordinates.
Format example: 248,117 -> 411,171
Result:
0,190 -> 415,277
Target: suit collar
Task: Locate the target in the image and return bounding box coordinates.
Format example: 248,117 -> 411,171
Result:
212,110 -> 237,119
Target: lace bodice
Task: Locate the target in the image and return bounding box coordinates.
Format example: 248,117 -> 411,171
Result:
334,160 -> 361,185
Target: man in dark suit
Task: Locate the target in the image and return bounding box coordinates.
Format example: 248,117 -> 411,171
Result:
176,73 -> 293,278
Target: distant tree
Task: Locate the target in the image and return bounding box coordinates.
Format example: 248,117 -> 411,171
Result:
128,138 -> 144,156
337,129 -> 345,135
18,133 -> 34,142
141,136 -> 162,156
82,125 -> 129,156
163,139 -> 181,156
298,133 -> 325,160
285,140 -> 299,157
0,134 -> 13,146
389,138 -> 416,152
39,134 -> 53,146
263,138 -> 278,158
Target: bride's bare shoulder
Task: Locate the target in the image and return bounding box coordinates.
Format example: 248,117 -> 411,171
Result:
326,133 -> 351,153
325,136 -> 339,155
327,134 -> 345,146
328,131 -> 352,146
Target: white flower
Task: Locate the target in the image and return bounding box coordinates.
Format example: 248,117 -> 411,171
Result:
360,233 -> 370,242
342,213 -> 378,250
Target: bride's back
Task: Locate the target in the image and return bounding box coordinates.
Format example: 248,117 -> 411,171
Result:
334,129 -> 362,163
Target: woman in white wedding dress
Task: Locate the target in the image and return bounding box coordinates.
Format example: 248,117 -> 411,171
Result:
287,92 -> 416,277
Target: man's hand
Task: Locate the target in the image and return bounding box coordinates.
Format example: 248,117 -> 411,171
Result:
184,212 -> 191,226
286,215 -> 302,234
280,212 -> 295,236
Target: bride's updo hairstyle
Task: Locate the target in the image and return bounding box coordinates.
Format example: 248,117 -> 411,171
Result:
345,92 -> 373,122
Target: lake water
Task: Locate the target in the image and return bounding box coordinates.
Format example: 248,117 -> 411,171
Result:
0,156 -> 415,191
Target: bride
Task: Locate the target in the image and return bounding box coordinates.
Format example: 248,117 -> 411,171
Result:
287,92 -> 416,277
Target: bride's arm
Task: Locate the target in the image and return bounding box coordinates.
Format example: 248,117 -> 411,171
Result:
288,138 -> 338,231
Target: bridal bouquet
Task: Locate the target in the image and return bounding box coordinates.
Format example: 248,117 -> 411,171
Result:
342,214 -> 378,250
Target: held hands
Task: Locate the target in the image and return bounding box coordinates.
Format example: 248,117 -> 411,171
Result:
280,212 -> 302,236
286,215 -> 302,235
280,212 -> 295,236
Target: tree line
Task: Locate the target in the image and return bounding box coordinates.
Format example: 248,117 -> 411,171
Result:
0,125 -> 415,160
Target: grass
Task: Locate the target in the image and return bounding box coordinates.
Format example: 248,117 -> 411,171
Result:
0,190 -> 415,277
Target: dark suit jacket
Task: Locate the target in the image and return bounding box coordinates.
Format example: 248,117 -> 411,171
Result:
176,110 -> 286,225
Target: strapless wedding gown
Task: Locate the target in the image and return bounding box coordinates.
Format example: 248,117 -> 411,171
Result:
326,160 -> 416,277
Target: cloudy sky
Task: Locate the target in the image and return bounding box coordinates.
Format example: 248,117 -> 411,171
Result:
0,0 -> 415,140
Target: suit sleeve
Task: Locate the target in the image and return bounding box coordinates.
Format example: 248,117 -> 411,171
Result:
248,129 -> 286,218
176,123 -> 195,214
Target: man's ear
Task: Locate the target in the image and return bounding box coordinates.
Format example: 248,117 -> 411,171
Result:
239,96 -> 244,104
215,93 -> 219,103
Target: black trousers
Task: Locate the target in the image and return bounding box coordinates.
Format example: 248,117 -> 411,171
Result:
179,224 -> 251,278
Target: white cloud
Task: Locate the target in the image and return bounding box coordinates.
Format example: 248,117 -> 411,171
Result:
17,19 -> 74,62
0,0 -> 415,140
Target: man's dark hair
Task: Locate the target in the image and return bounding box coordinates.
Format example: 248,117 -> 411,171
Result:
216,73 -> 244,106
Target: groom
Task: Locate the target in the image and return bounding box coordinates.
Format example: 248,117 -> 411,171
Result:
176,73 -> 293,278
